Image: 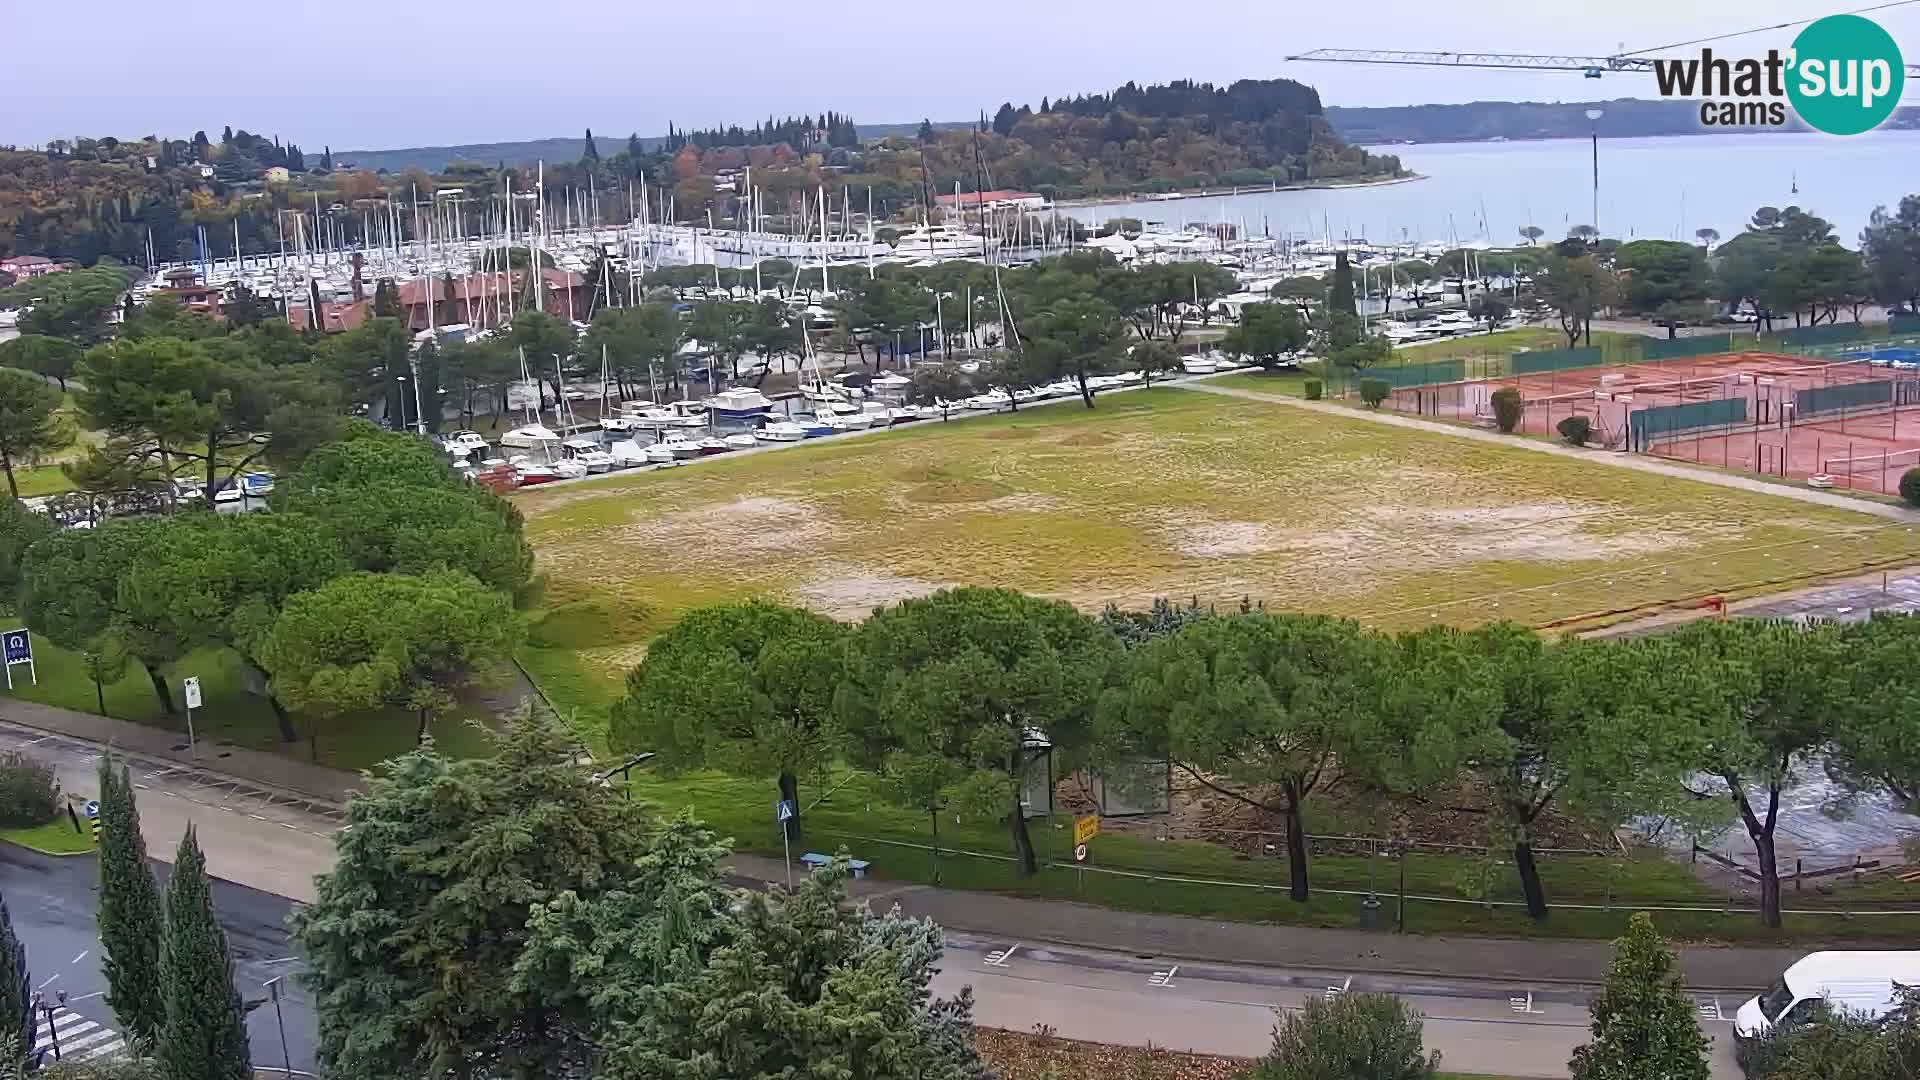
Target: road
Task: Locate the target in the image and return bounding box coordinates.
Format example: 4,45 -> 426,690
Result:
0,845 -> 315,1074
932,930 -> 1745,1079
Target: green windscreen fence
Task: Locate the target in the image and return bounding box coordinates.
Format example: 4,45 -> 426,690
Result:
1892,315 -> 1920,335
1628,398 -> 1748,452
1511,347 -> 1600,375
1795,380 -> 1893,417
1779,324 -> 1873,347
1339,359 -> 1465,392
1642,333 -> 1733,360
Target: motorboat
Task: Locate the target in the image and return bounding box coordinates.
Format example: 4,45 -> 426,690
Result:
444,431 -> 490,455
821,409 -> 872,431
600,414 -> 638,433
723,433 -> 758,450
516,462 -> 560,485
755,421 -> 808,442
696,437 -> 729,455
800,418 -> 836,438
500,423 -> 563,451
644,443 -> 678,464
561,438 -> 615,474
707,387 -> 775,421
240,473 -> 274,498
665,400 -> 709,429
658,432 -> 703,459
607,440 -> 648,468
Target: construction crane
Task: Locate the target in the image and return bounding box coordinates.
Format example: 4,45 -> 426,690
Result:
1284,48 -> 1920,80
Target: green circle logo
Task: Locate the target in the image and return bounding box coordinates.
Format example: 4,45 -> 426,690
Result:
1787,14 -> 1905,135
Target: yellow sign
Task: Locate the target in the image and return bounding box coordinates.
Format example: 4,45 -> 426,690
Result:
1073,814 -> 1100,846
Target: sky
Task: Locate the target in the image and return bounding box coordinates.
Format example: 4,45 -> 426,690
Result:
6,0 -> 1918,151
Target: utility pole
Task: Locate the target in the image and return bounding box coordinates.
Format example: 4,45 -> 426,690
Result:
1585,108 -> 1605,238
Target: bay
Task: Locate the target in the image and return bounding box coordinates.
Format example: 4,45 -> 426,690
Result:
1062,130 -> 1920,249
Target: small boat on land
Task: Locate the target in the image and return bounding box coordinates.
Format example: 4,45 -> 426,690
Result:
723,433 -> 758,450
696,437 -> 728,455
644,443 -> 678,464
658,432 -> 703,459
607,440 -> 648,468
561,438 -> 615,474
707,387 -> 775,421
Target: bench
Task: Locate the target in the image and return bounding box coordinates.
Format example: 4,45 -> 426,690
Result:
799,852 -> 870,878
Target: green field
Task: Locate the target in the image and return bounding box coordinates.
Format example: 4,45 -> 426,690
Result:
0,632 -> 502,770
1,818 -> 94,854
518,388 -> 1920,695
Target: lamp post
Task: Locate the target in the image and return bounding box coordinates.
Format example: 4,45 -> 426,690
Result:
1584,108 -> 1605,240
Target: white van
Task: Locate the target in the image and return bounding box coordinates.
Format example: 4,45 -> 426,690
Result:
1734,951 -> 1920,1040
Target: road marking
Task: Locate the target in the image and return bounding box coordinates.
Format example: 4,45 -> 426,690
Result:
66,992 -> 103,1002
33,1008 -> 126,1063
69,950 -> 87,966
984,944 -> 1020,967
1148,965 -> 1178,988
249,814 -> 268,821
1325,976 -> 1350,999
35,973 -> 58,990
1697,996 -> 1730,1022
260,956 -> 301,966
1509,991 -> 1543,1015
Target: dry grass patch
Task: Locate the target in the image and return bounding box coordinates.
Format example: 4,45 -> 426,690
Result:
516,390 -> 1920,684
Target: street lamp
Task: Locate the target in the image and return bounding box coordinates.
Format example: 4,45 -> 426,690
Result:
1584,108 -> 1605,240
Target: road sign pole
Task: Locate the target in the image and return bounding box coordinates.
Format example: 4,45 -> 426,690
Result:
782,822 -> 792,890
182,676 -> 202,753
185,705 -> 195,753
267,977 -> 292,1078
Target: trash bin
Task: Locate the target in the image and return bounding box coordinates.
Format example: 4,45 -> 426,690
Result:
1358,895 -> 1381,930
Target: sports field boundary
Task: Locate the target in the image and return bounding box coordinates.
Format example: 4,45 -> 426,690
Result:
1178,377 -> 1920,523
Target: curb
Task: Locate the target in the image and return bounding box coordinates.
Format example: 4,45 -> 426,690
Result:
0,716 -> 352,813
722,870 -> 1769,995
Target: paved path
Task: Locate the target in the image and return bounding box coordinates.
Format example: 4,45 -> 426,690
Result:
1180,379 -> 1920,522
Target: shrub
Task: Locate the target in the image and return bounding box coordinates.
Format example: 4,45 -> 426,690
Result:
1358,378 -> 1390,409
1252,992 -> 1438,1080
1902,468 -> 1920,507
0,751 -> 58,827
1490,387 -> 1525,432
1303,379 -> 1322,401
1556,415 -> 1593,446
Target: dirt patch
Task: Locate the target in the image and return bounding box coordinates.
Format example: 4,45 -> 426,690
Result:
1160,519 -> 1283,558
907,477 -> 1016,504
1369,503 -> 1689,563
984,427 -> 1035,440
975,1029 -> 1247,1080
1059,431 -> 1117,448
791,568 -> 955,619
615,495 -> 836,554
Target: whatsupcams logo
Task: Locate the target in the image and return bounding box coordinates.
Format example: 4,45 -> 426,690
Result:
1651,14 -> 1905,134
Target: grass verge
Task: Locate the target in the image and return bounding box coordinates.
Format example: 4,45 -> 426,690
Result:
1,818 -> 95,855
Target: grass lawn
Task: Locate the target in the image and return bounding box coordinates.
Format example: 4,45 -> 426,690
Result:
1,818 -> 94,855
513,388 -> 1920,942
0,631 -> 501,771
629,763 -> 1920,943
517,388 -> 1920,685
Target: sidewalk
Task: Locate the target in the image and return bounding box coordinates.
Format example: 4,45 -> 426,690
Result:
723,854 -> 1803,993
0,697 -> 362,805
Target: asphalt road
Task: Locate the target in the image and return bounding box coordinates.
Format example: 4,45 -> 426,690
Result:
0,845 -> 316,1074
934,929 -> 1747,1079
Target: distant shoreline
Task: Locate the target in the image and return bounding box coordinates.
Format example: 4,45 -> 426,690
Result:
1351,125 -> 1920,148
1058,172 -> 1426,210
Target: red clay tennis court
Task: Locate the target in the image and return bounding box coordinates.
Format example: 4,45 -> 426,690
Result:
1380,352 -> 1920,495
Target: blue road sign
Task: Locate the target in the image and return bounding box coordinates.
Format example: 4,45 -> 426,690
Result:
83,800 -> 99,820
775,800 -> 795,823
2,631 -> 29,665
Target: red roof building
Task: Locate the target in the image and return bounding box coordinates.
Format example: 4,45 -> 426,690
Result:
1,255 -> 59,280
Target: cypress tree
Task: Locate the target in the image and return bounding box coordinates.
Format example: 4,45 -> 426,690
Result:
1568,913 -> 1711,1080
96,759 -> 164,1044
1329,252 -> 1357,316
0,889 -> 33,1062
158,828 -> 251,1080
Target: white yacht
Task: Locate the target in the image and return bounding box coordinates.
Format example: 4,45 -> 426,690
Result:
887,225 -> 997,261
707,387 -> 774,421
755,421 -> 808,442
561,438 -> 615,474
500,424 -> 563,451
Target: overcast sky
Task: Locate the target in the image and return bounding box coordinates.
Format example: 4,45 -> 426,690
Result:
7,0 -> 1917,151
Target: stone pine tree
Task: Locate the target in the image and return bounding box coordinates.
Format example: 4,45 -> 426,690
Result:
0,890 -> 33,1063
1568,913 -> 1711,1080
157,828 -> 251,1080
96,758 -> 165,1045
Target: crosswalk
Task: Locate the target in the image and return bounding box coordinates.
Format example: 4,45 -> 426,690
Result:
31,1007 -> 126,1064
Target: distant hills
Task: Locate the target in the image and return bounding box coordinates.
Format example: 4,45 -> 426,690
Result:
1325,97 -> 1920,145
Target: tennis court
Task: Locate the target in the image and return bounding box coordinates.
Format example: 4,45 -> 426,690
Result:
1382,352 -> 1887,449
